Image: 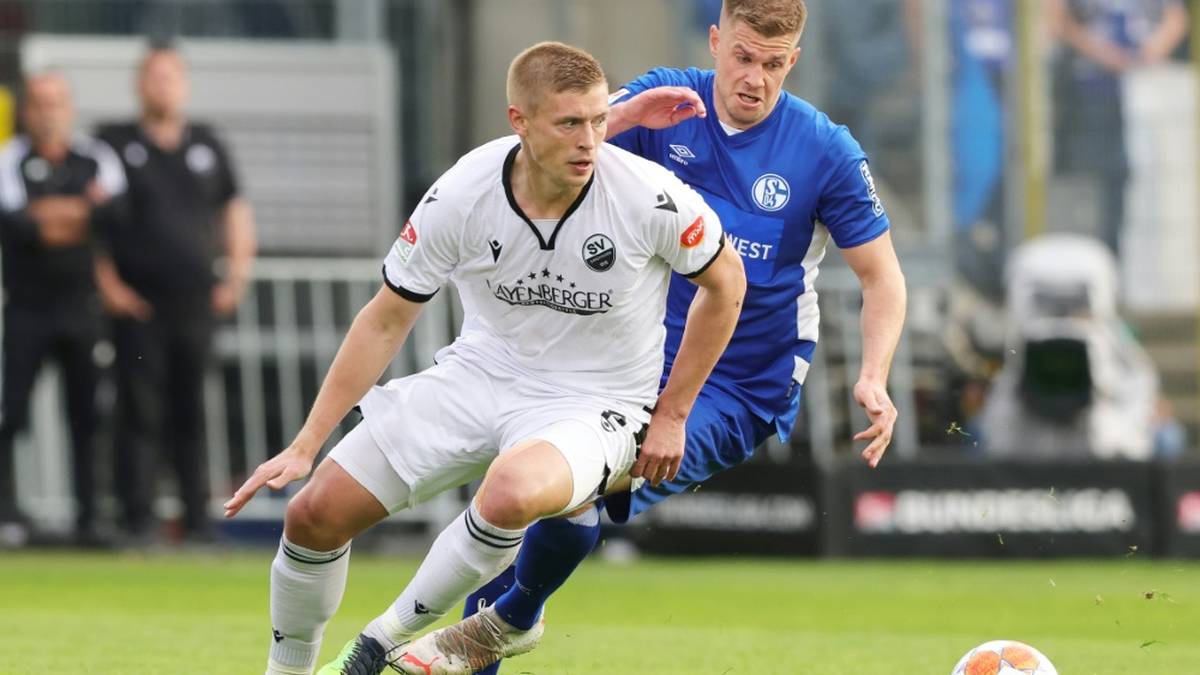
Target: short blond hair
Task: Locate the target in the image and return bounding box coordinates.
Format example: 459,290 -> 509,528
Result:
723,0 -> 807,40
506,41 -> 606,112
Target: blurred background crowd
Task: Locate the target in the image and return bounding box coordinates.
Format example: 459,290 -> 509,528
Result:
0,0 -> 1197,556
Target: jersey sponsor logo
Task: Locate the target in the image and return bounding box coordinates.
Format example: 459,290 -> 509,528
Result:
668,144 -> 695,166
391,220 -> 418,263
489,268 -> 613,316
727,233 -> 774,260
860,161 -> 885,217
186,144 -> 217,174
489,239 -> 503,263
582,233 -> 616,272
752,173 -> 790,212
123,142 -> 148,168
22,157 -> 50,182
680,215 -> 705,248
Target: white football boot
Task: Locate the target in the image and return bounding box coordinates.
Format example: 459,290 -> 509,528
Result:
390,606 -> 543,675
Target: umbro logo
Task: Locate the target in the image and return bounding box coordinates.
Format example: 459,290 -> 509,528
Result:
655,191 -> 677,214
667,144 -> 696,159
414,601 -> 431,615
489,239 -> 503,262
272,629 -> 284,643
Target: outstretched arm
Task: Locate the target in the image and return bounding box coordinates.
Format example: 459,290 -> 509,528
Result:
606,86 -> 707,139
841,231 -> 906,468
633,243 -> 745,485
224,286 -> 424,516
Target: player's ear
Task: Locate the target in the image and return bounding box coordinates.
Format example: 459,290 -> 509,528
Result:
708,24 -> 720,60
789,46 -> 801,68
508,104 -> 527,136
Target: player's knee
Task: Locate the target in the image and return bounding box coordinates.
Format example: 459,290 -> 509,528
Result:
476,471 -> 541,530
284,492 -> 351,551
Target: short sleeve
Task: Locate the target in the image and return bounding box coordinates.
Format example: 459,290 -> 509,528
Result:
382,183 -> 460,302
87,138 -> 127,197
652,177 -> 725,278
206,131 -> 240,204
816,127 -> 891,249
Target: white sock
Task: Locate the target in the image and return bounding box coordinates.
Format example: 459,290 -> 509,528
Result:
266,536 -> 352,675
364,502 -> 524,649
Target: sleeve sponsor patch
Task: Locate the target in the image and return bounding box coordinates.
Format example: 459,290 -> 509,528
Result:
680,215 -> 705,248
392,220 -> 418,263
860,161 -> 885,217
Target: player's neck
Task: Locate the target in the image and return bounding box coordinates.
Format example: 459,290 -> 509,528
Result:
33,137 -> 70,164
510,148 -> 584,219
140,113 -> 187,151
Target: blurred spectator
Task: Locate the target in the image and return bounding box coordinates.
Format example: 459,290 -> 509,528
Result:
1048,0 -> 1189,257
0,72 -> 125,546
1152,396 -> 1188,459
952,0 -> 1013,303
96,43 -> 255,543
981,234 -> 1159,460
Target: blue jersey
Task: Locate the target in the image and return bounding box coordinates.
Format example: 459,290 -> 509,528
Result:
611,67 -> 890,440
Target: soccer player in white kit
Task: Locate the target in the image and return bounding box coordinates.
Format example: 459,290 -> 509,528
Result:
222,41 -> 746,675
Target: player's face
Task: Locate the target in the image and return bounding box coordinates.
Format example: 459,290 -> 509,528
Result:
709,18 -> 800,129
138,51 -> 190,119
512,83 -> 609,190
22,75 -> 74,146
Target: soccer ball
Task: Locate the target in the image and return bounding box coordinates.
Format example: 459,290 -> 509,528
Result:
950,640 -> 1058,675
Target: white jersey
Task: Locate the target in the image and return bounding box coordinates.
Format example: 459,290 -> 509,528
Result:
383,136 -> 725,409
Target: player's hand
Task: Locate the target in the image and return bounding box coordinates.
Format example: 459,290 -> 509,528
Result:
98,278 -> 153,321
616,86 -> 707,130
85,180 -> 111,206
211,278 -> 246,317
852,377 -> 897,468
631,413 -> 686,487
223,445 -> 316,518
29,197 -> 90,247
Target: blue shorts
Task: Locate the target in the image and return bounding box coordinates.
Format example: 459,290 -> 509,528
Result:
606,381 -> 777,523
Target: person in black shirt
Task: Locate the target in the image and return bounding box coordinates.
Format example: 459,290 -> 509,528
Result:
96,44 -> 256,542
0,72 -> 126,547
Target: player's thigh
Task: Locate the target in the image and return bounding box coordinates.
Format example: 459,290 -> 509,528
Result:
286,424 -> 394,548
358,355 -> 507,506
501,402 -> 645,515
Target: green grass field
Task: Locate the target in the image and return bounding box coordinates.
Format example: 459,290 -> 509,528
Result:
1,551 -> 1197,674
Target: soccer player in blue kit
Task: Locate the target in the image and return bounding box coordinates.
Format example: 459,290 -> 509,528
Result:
395,1 -> 906,672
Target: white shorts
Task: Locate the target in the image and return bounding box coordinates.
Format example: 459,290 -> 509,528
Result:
340,351 -> 649,513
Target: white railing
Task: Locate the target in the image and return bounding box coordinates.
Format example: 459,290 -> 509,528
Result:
16,256 -> 936,531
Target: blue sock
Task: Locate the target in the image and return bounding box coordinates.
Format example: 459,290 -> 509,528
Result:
464,564 -> 516,621
492,505 -> 601,631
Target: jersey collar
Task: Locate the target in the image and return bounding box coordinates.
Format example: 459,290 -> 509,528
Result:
502,143 -> 595,251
